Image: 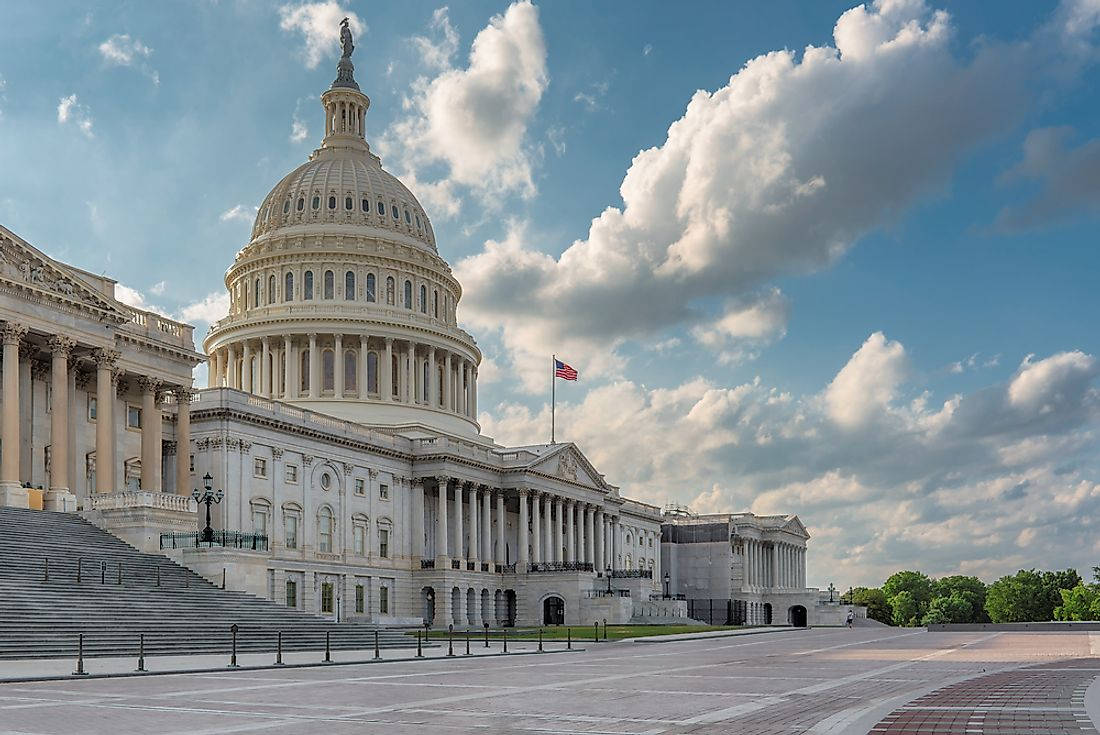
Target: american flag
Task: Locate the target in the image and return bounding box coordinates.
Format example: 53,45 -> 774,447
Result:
554,359 -> 578,381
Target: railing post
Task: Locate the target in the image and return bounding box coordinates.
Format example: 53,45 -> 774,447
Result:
324,631 -> 331,663
447,624 -> 454,657
73,633 -> 87,676
416,630 -> 423,658
222,568 -> 226,590
136,633 -> 146,672
465,630 -> 470,656
156,566 -> 160,587
603,618 -> 608,641
537,628 -> 543,652
228,624 -> 239,668
484,622 -> 490,648
373,630 -> 380,660
594,622 -> 599,643
275,631 -> 284,666
567,627 -> 571,650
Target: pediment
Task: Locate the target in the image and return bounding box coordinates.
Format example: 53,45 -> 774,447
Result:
781,515 -> 809,538
0,226 -> 130,322
530,443 -> 606,491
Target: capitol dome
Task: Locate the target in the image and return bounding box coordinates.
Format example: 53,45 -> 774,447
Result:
204,41 -> 482,438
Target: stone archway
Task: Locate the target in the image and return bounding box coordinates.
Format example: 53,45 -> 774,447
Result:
763,603 -> 772,625
789,605 -> 807,627
481,588 -> 492,625
543,595 -> 565,625
466,588 -> 476,625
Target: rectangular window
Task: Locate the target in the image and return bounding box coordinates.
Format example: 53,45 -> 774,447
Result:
189,454 -> 195,472
379,528 -> 390,558
127,405 -> 141,429
379,483 -> 389,500
354,478 -> 365,496
285,579 -> 297,607
379,586 -> 389,615
355,584 -> 365,614
252,509 -> 268,535
88,396 -> 97,421
254,458 -> 267,478
285,464 -> 298,483
321,582 -> 334,614
285,515 -> 298,549
353,525 -> 365,555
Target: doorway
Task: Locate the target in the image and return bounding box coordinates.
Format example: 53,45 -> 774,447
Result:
789,605 -> 807,627
543,595 -> 564,625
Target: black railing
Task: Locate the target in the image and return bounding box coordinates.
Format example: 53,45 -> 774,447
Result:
467,561 -> 476,571
610,569 -> 652,579
450,559 -> 461,570
527,561 -> 594,573
160,531 -> 268,551
480,562 -> 490,572
420,559 -> 436,569
501,562 -> 517,573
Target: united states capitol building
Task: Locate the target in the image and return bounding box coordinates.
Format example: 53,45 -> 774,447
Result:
0,32 -> 816,628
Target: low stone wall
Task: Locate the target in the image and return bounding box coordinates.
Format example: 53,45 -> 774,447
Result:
926,621 -> 1100,632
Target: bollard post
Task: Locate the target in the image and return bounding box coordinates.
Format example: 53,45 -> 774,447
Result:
567,627 -> 572,650
73,633 -> 88,676
117,563 -> 122,585
221,568 -> 226,590
324,631 -> 331,663
416,630 -> 423,658
374,630 -> 380,660
484,622 -> 490,648
538,628 -> 543,652
43,557 -> 48,582
136,633 -> 146,672
77,557 -> 82,583
465,630 -> 470,656
275,631 -> 284,666
603,618 -> 608,641
229,624 -> 239,668
503,627 -> 508,653
594,622 -> 599,643
447,624 -> 454,657
156,566 -> 160,587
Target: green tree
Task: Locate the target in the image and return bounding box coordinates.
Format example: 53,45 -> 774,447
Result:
841,587 -> 892,625
1041,569 -> 1083,613
890,590 -> 921,626
1054,584 -> 1100,621
985,570 -> 1053,622
921,594 -> 973,625
931,575 -> 988,623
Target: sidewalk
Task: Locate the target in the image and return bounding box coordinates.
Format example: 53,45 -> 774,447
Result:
0,638 -> 577,683
628,625 -> 806,643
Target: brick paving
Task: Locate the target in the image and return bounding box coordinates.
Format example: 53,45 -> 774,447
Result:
0,628 -> 1094,734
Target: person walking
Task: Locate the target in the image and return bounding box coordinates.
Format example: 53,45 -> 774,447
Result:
845,609 -> 854,629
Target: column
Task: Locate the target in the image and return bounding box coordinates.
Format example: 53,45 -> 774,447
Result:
800,547 -> 806,588
530,491 -> 541,563
771,543 -> 779,591
480,485 -> 491,562
383,337 -> 393,400
242,341 -> 252,393
518,488 -> 529,568
435,477 -> 448,563
411,478 -> 425,561
47,336 -> 73,494
565,500 -> 575,563
174,387 -> 192,496
283,337 -> 293,398
308,334 -> 319,398
459,362 -> 467,416
358,335 -> 369,396
466,482 -> 478,565
334,334 -> 344,399
584,505 -> 594,566
0,324 -> 27,498
443,351 -> 452,411
594,509 -> 605,571
91,348 -> 117,493
427,347 -> 437,407
611,516 -> 621,568
541,493 -> 552,562
552,496 -> 563,563
470,366 -> 478,417
206,353 -> 215,388
226,345 -> 237,389
453,478 -> 463,563
494,489 -> 505,564
261,337 -> 271,397
138,377 -> 162,491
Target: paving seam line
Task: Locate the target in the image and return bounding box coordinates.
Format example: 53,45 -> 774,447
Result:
0,646 -> 585,685
631,627 -> 810,644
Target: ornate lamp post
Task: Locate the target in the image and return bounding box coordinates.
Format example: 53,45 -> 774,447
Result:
192,472 -> 223,544
605,565 -> 612,594
663,571 -> 671,599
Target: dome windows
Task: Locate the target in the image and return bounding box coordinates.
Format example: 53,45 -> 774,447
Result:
345,196 -> 353,211
268,275 -> 276,305
283,200 -> 290,214
385,276 -> 395,305
416,214 -> 421,229
403,280 -> 412,309
284,272 -> 294,301
322,349 -> 335,392
328,196 -> 336,210
376,200 -> 385,216
323,270 -> 334,299
404,209 -> 411,224
345,351 -> 358,392
345,271 -> 355,300
304,271 -> 314,300
367,352 -> 379,394
361,198 -> 369,212
312,196 -> 320,210
253,278 -> 260,308
419,285 -> 427,314
297,197 -> 304,212
365,273 -> 376,302
391,205 -> 399,220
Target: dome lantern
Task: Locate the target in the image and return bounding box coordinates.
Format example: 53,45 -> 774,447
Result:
320,18 -> 370,154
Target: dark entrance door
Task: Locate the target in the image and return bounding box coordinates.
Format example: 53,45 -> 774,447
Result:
543,596 -> 564,625
763,603 -> 772,625
789,605 -> 807,627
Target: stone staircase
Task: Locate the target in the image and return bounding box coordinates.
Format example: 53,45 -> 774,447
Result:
0,507 -> 416,659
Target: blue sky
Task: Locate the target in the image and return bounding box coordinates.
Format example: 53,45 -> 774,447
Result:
2,0 -> 1098,587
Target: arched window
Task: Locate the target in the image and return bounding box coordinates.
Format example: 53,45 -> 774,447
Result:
419,285 -> 427,314
432,290 -> 438,318
404,209 -> 411,224
376,200 -> 385,216
283,200 -> 290,214
284,272 -> 294,301
365,273 -> 376,302
345,271 -> 355,300
344,196 -> 353,210
422,361 -> 429,403
344,350 -> 357,392
328,195 -> 336,210
304,271 -> 314,300
403,280 -> 412,309
391,354 -> 399,397
311,195 -> 320,210
300,349 -> 310,393
296,197 -> 304,211
322,349 -> 335,392
323,270 -> 334,299
367,352 -> 378,394
318,507 -> 334,553
361,198 -> 369,212
254,278 -> 260,308
268,275 -> 276,305
386,276 -> 395,305
391,204 -> 399,220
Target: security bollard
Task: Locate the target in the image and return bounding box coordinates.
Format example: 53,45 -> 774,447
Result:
503,628 -> 508,654
374,630 -> 381,660
229,624 -> 239,668
275,631 -> 284,666
156,566 -> 160,587
221,568 -> 226,589
538,628 -> 543,652
567,627 -> 572,650
136,633 -> 146,672
447,624 -> 454,657
594,621 -> 599,643
73,633 -> 88,676
416,630 -> 423,657
603,618 -> 608,641
484,622 -> 490,648
324,631 -> 332,663
465,630 -> 470,656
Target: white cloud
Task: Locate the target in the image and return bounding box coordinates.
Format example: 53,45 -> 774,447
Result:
114,283 -> 170,317
643,43 -> 653,57
996,126 -> 1100,230
149,280 -> 166,296
573,80 -> 609,112
454,0 -> 1099,391
179,291 -> 230,325
482,338 -> 1100,585
278,2 -> 365,69
57,94 -> 93,138
98,34 -> 159,85
219,204 -> 257,223
413,6 -> 459,71
290,118 -> 308,143
547,125 -> 566,157
380,1 -> 548,208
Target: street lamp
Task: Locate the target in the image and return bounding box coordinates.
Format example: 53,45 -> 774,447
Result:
663,571 -> 671,599
192,472 -> 223,544
605,565 -> 612,594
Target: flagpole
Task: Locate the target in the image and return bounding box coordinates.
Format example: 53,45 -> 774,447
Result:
551,354 -> 556,444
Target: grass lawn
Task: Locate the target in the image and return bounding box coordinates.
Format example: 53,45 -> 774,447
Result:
411,624 -> 750,642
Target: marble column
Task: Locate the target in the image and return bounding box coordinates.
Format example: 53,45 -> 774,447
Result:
479,485 -> 491,562
771,543 -> 779,590
518,488 -> 529,568
594,509 -> 605,571
453,478 -> 463,564
435,477 -> 448,563
584,505 -> 595,566
471,366 -> 478,417
47,336 -> 73,494
308,334 -> 319,398
261,337 -> 271,397
226,345 -> 237,388
565,500 -> 575,563
359,335 -> 369,396
174,387 -> 192,496
427,347 -> 437,407
334,334 -> 344,399
530,491 -> 541,563
495,489 -> 505,564
283,337 -> 293,398
138,377 -> 162,491
411,478 -> 425,561
552,496 -> 563,563
611,516 -> 621,569
443,351 -> 452,411
466,482 -> 478,565
91,348 -> 117,493
383,337 -> 393,400
541,493 -> 552,562
0,324 -> 27,500
241,341 -> 252,393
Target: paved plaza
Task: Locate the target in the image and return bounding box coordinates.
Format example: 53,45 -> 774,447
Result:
0,627 -> 1097,734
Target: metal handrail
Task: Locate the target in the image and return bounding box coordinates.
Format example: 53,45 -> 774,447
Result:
160,531 -> 269,551
528,561 -> 594,573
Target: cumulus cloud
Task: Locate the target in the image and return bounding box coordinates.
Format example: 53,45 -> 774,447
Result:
279,2 -> 365,69
57,94 -> 93,138
996,126 -> 1100,230
455,0 -> 1099,392
482,338 -> 1100,585
98,33 -> 158,84
114,283 -> 170,317
380,1 -> 548,210
179,291 -> 230,325
219,204 -> 257,223
691,288 -> 790,365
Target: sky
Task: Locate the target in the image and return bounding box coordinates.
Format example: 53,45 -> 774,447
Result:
1,0 -> 1098,589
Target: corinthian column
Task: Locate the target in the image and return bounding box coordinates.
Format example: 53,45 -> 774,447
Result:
435,477 -> 449,563
495,489 -> 505,564
46,336 -> 74,496
530,490 -> 542,563
174,387 -> 193,496
138,377 -> 163,491
565,500 -> 575,563
466,482 -> 478,565
0,323 -> 28,505
518,488 -> 530,568
92,348 -> 119,493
